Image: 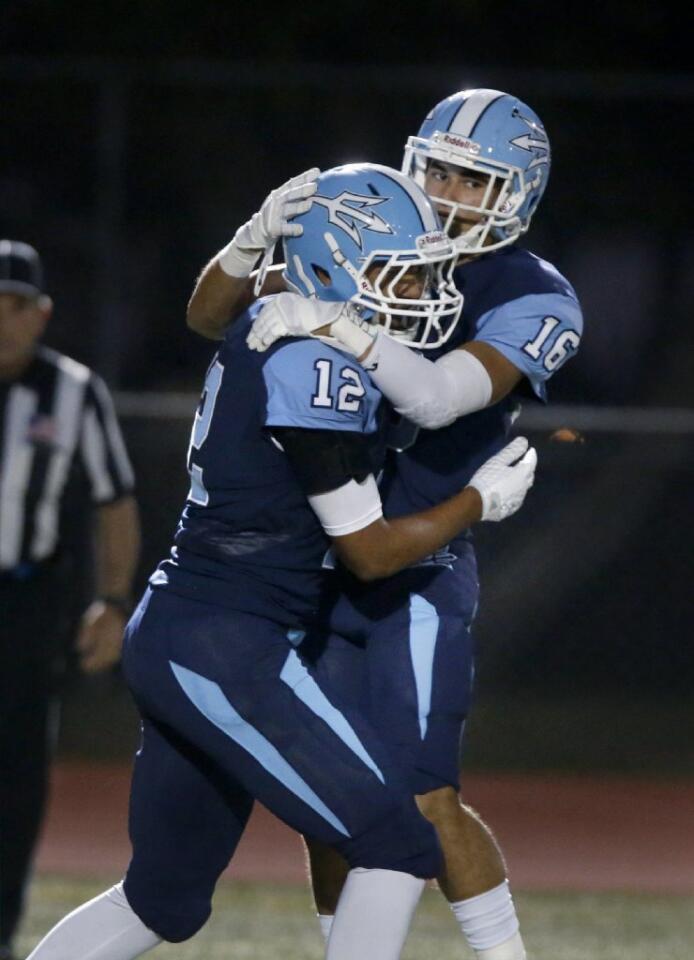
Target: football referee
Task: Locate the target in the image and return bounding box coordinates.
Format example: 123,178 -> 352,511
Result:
0,241 -> 140,960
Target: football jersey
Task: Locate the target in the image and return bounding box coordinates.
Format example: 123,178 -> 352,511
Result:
380,246 -> 583,518
151,299 -> 383,626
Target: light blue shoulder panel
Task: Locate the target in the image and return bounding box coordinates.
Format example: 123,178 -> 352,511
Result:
262,338 -> 381,433
474,292 -> 583,400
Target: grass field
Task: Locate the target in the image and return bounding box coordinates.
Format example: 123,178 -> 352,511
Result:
18,874 -> 694,960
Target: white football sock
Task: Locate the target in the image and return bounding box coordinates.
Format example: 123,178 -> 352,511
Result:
317,914 -> 334,943
326,867 -> 424,960
450,880 -> 526,960
26,882 -> 162,960
475,932 -> 527,960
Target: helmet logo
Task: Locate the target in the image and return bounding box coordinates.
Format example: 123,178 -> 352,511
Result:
438,132 -> 481,155
510,113 -> 550,169
312,191 -> 394,250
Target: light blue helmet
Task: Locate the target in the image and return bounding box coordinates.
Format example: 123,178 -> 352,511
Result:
282,163 -> 462,349
402,89 -> 551,253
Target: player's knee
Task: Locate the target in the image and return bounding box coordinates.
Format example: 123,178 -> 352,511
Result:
123,874 -> 212,943
135,897 -> 210,943
343,798 -> 443,879
154,903 -> 210,943
416,784 -> 461,829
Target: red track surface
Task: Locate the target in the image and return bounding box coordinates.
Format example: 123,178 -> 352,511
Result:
36,762 -> 694,893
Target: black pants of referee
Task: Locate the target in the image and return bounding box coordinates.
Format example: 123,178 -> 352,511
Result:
0,562 -> 70,954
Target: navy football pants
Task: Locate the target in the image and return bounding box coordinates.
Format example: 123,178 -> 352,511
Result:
120,587 -> 440,942
309,545 -> 479,796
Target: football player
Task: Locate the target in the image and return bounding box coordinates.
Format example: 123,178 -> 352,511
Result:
27,164 -> 537,960
252,90 -> 583,960
189,89 -> 583,960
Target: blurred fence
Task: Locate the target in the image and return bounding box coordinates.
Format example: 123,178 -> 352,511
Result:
57,396 -> 694,774
2,57 -> 694,407
3,56 -> 692,772
114,394 -> 694,696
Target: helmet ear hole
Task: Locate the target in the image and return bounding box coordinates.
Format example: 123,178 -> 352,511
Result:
313,265 -> 331,287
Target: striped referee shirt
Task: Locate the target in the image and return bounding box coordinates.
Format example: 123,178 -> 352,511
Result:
0,345 -> 134,571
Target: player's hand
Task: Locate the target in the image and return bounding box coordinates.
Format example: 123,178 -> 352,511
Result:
247,292 -> 348,351
75,600 -> 127,674
219,168 -> 320,279
467,436 -> 537,522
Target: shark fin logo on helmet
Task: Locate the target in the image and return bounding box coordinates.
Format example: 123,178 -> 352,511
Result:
311,192 -> 394,250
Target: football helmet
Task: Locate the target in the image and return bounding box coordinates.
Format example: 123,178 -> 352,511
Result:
402,89 -> 551,254
282,163 -> 462,349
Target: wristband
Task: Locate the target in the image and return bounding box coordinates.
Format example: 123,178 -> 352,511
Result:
330,312 -> 378,359
218,233 -> 263,279
466,483 -> 496,521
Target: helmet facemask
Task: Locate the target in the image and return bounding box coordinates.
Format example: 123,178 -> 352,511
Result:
404,133 -> 542,254
319,229 -> 462,350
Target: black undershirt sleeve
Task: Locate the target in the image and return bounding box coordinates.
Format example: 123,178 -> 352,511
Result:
269,427 -> 376,497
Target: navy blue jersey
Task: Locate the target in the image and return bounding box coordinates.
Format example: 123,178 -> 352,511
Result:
381,246 -> 583,517
151,300 -> 383,626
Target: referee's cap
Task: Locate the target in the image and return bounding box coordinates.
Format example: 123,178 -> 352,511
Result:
0,240 -> 44,299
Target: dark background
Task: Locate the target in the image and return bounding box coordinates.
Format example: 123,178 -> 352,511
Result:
1,2 -> 692,773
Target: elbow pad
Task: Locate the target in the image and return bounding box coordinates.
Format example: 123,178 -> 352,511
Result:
366,333 -> 493,429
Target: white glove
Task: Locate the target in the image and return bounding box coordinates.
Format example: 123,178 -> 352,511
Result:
247,292 -> 376,357
219,168 -> 320,279
467,436 -> 538,522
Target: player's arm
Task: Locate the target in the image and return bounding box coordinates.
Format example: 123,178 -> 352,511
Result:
186,167 -> 318,340
355,292 -> 584,425
353,332 -> 522,426
330,440 -> 534,581
187,262 -> 286,341
246,294 -> 517,419
275,428 -> 536,582
247,292 -> 582,425
327,294 -> 583,423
